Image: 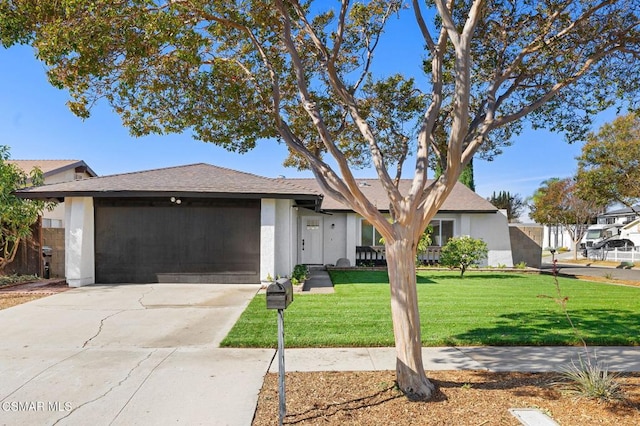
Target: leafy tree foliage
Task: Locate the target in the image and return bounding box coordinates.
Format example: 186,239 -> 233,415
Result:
434,158 -> 475,191
439,236 -> 488,277
0,146 -> 51,271
529,178 -> 601,258
2,0 -> 639,400
488,191 -> 525,222
575,114 -> 640,212
457,159 -> 475,192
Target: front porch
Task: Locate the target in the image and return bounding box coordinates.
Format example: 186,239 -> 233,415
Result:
355,245 -> 442,267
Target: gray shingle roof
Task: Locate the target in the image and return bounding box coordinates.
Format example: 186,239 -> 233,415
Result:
285,178 -> 497,213
17,163 -> 496,213
16,163 -> 321,201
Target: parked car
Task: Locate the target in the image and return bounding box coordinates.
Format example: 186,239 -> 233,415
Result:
582,237 -> 636,258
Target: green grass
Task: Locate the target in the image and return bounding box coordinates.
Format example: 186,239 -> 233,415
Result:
220,270 -> 640,348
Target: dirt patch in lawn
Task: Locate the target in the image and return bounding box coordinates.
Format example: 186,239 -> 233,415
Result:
253,370 -> 640,425
0,279 -> 69,310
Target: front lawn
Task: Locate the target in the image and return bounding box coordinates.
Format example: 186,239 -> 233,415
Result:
220,270 -> 640,348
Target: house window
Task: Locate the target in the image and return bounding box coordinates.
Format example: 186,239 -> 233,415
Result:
42,219 -> 63,228
429,219 -> 454,246
360,218 -> 454,246
361,219 -> 383,246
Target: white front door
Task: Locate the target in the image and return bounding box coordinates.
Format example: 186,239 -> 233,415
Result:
300,216 -> 323,264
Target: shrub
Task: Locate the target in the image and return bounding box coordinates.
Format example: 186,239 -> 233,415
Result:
291,264 -> 309,283
439,236 -> 488,277
0,274 -> 39,287
558,356 -> 624,402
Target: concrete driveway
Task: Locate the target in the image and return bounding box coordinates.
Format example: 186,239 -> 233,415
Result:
0,284 -> 273,426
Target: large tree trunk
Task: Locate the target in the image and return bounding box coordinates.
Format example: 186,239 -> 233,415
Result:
385,235 -> 436,400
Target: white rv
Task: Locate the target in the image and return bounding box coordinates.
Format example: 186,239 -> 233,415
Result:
579,223 -> 624,249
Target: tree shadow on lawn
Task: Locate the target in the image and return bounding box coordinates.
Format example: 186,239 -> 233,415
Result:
330,270 -> 532,286
448,309 -> 640,346
423,272 -> 530,281
330,271 -> 438,285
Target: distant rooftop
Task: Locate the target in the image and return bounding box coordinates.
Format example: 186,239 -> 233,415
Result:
7,160 -> 97,178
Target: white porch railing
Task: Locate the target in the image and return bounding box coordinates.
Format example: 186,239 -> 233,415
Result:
355,245 -> 442,266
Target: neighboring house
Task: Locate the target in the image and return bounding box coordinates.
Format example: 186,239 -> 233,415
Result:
542,205 -> 640,250
17,163 -> 512,287
596,205 -> 640,226
8,160 -> 98,228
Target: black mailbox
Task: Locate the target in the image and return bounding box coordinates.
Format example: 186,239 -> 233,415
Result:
266,278 -> 293,310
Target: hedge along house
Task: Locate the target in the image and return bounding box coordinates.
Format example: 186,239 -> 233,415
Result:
17,163 -> 512,286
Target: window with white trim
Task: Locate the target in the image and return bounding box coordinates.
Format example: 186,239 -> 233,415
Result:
360,218 -> 455,246
428,219 -> 454,246
360,219 -> 383,246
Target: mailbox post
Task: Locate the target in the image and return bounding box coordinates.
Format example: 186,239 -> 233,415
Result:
266,278 -> 293,426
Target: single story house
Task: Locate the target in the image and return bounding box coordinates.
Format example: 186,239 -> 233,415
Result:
17,163 -> 512,286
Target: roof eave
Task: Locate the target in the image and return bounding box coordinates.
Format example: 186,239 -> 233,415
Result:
319,208 -> 498,214
15,189 -> 321,201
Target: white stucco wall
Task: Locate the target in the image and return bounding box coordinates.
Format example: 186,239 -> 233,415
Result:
261,198 -> 300,280
64,197 -> 95,287
332,210 -> 512,268
294,211 -> 353,266
44,170 -> 94,226
260,199 -> 276,281
345,214 -> 358,265
322,214 -> 347,265
469,210 -> 513,267
274,199 -> 296,278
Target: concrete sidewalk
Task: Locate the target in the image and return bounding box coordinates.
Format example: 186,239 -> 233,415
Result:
271,346 -> 640,374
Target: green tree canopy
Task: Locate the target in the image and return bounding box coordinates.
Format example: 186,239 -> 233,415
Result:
0,146 -> 52,271
529,177 -> 601,258
575,113 -> 640,212
434,158 -> 475,191
487,190 -> 525,222
2,0 -> 639,400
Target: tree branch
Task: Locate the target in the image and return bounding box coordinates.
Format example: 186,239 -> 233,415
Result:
408,3 -> 450,215
411,0 -> 436,52
286,0 -> 403,214
493,45 -> 621,128
276,0 -> 389,226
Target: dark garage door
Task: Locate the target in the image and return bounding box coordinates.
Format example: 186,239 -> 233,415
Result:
95,198 -> 260,283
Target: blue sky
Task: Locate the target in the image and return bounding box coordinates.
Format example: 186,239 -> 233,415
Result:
0,23 -> 618,211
